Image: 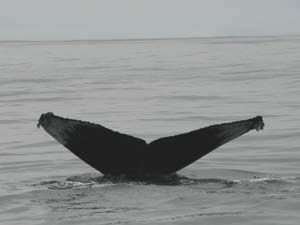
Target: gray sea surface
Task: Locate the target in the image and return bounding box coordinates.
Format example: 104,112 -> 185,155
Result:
1,36 -> 300,225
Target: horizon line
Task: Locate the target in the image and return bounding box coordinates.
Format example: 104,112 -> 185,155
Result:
0,34 -> 299,43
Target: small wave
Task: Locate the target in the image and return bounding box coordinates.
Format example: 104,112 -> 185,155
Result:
165,94 -> 228,101
234,176 -> 300,184
145,211 -> 243,223
48,181 -> 95,190
229,176 -> 300,194
35,179 -> 112,190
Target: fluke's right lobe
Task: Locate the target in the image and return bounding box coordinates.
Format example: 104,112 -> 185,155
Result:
144,116 -> 264,174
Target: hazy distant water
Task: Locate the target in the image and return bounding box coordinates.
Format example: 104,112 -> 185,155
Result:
1,36 -> 300,225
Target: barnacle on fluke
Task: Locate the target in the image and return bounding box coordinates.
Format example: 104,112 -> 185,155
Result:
38,112 -> 264,176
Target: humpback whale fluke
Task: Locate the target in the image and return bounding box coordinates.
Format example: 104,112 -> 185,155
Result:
38,113 -> 264,175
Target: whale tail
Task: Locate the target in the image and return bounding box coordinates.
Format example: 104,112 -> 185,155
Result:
38,113 -> 264,175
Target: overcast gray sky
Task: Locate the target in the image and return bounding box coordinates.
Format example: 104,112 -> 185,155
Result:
1,0 -> 300,40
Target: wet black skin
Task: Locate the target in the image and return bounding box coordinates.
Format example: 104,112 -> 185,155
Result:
38,113 -> 264,176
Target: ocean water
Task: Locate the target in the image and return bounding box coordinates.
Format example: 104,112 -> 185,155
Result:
0,36 -> 300,225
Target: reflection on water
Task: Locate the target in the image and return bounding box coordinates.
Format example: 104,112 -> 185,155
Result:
27,173 -> 300,224
35,173 -> 236,188
35,172 -> 300,193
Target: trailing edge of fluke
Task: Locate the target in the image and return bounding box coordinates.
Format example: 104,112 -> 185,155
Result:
38,112 -> 264,176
